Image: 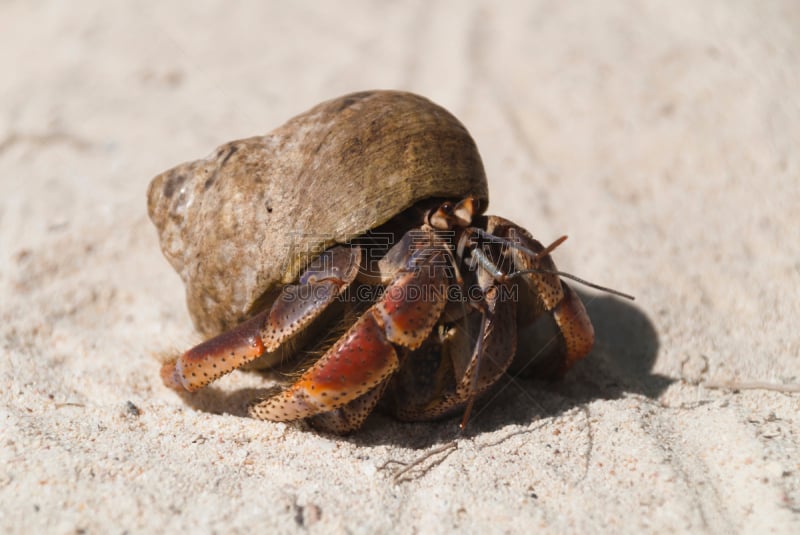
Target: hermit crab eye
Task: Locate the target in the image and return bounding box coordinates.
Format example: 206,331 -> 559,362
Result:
427,202 -> 455,230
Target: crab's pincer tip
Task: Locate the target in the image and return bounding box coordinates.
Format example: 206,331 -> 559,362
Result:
160,361 -> 188,392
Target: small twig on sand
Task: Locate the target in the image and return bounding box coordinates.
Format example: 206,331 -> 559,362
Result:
379,441 -> 458,483
702,381 -> 800,394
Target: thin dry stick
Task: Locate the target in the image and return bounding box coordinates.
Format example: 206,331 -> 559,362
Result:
54,402 -> 86,409
380,441 -> 458,483
702,381 -> 800,394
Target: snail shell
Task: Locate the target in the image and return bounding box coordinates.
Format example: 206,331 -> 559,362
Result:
147,90 -> 489,336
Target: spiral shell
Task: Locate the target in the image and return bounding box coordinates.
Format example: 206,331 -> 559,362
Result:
147,90 -> 489,336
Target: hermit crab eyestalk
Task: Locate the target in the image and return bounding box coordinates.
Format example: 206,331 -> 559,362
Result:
427,197 -> 480,230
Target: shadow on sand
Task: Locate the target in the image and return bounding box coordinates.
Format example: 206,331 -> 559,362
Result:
353,290 -> 665,448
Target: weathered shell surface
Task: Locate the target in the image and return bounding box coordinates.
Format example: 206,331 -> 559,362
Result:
147,90 -> 489,336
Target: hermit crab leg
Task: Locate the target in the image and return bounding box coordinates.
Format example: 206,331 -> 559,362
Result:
249,242 -> 450,429
500,223 -> 595,372
458,311 -> 488,430
161,309 -> 269,392
161,245 -> 361,392
306,376 -> 393,434
454,280 -> 517,425
248,310 -> 401,426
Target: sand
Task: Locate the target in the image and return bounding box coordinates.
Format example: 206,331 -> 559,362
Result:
1,1 -> 798,533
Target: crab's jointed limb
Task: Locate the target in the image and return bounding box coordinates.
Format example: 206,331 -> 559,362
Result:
498,221 -> 594,376
160,245 -> 362,392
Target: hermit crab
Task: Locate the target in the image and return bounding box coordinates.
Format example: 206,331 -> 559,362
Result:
148,90 -> 621,434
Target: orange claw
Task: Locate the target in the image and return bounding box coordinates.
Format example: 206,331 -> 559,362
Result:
161,311 -> 268,392
160,245 -> 362,394
249,311 -> 400,422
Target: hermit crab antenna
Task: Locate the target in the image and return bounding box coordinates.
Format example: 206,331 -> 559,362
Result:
511,268 -> 635,301
471,228 -> 634,300
533,235 -> 568,262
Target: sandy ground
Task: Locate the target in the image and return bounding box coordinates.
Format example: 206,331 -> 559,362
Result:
2,1 -> 799,533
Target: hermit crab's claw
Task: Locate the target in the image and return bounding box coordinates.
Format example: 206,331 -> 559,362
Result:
160,245 -> 362,392
161,311 -> 268,392
248,311 -> 402,428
